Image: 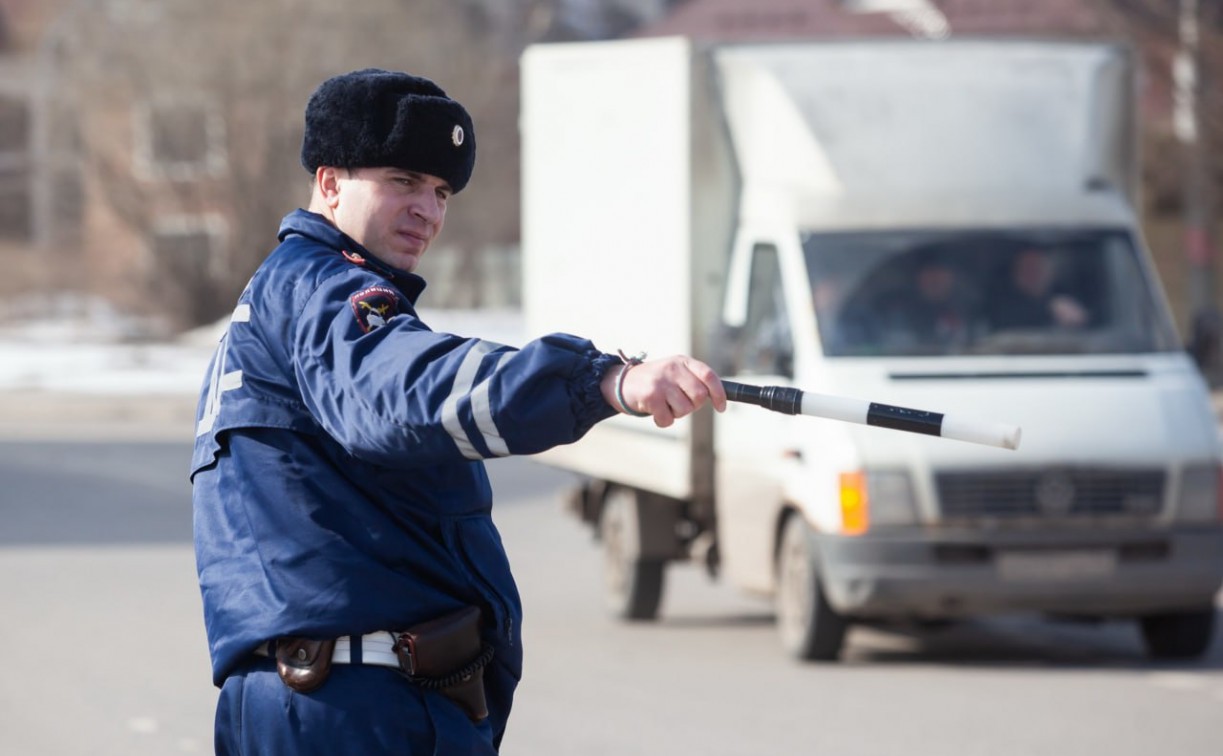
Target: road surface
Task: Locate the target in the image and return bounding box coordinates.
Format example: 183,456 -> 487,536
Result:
0,431 -> 1220,755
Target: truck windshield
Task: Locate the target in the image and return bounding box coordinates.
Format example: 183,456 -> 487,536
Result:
803,229 -> 1181,357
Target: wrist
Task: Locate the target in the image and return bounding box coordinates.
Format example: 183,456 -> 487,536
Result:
603,351 -> 649,417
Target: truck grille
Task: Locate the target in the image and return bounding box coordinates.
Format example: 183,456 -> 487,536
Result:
935,469 -> 1165,519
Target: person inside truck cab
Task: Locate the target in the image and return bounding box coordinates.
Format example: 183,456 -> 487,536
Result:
879,251 -> 975,350
987,247 -> 1089,331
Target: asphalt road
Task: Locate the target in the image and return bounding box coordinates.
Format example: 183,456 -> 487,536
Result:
1,438 -> 1221,755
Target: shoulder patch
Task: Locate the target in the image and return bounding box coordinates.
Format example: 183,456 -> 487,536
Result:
349,285 -> 403,333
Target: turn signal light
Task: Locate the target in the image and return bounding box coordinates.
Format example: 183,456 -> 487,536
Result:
839,471 -> 869,535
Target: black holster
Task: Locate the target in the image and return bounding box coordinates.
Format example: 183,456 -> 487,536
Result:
275,637 -> 336,693
394,606 -> 493,724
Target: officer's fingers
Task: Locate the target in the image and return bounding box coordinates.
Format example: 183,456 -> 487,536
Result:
638,377 -> 685,426
664,385 -> 696,419
685,359 -> 727,412
664,372 -> 706,417
646,391 -> 677,428
667,358 -> 725,414
655,356 -> 721,411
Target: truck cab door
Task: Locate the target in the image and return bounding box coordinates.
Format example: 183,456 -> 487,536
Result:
715,239 -> 802,595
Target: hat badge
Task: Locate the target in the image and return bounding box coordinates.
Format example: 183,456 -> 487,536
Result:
451,124 -> 464,147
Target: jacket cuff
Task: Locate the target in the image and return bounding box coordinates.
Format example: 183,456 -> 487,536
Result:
572,351 -> 621,435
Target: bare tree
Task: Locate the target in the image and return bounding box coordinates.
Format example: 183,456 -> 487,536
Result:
1095,0 -> 1222,378
52,0 -> 556,328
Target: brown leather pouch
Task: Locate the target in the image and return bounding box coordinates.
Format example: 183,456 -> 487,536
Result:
395,606 -> 492,723
275,637 -> 336,693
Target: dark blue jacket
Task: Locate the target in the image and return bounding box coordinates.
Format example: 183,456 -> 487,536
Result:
191,209 -> 618,744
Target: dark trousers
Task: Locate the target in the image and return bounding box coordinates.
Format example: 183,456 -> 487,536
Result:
214,657 -> 497,755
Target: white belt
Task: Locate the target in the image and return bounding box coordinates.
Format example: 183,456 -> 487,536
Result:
256,632 -> 402,669
335,632 -> 401,667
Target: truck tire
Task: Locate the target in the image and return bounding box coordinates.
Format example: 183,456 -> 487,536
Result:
600,488 -> 665,621
776,514 -> 847,661
1138,608 -> 1216,660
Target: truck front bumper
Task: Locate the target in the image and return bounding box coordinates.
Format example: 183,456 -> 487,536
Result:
815,525 -> 1223,619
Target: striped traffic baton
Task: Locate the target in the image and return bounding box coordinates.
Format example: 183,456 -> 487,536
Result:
723,381 -> 1021,451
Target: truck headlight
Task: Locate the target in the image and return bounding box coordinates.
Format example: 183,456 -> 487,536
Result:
839,469 -> 918,535
1177,464 -> 1223,524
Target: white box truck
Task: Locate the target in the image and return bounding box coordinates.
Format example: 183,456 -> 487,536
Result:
520,37 -> 1223,660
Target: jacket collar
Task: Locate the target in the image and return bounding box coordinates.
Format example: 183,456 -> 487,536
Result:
278,209 -> 427,303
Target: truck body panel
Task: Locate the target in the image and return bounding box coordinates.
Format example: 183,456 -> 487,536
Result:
715,41 -> 1138,227
521,37 -> 735,504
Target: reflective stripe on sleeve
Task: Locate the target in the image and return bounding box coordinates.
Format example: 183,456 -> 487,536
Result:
470,351 -> 513,457
441,341 -> 496,460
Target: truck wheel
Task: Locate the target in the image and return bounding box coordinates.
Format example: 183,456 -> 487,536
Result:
1138,608 -> 1216,660
600,488 -> 665,621
776,514 -> 847,661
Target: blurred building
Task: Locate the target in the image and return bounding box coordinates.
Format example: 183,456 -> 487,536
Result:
0,0 -> 79,301
0,0 -> 542,330
0,0 -> 1216,344
0,0 -> 685,331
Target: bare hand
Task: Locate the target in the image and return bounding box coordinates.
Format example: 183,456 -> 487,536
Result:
1049,295 -> 1088,328
601,355 -> 727,428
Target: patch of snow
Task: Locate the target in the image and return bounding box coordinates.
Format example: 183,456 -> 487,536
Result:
0,307 -> 525,396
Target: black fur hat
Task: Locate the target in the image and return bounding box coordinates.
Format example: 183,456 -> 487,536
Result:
301,69 -> 476,193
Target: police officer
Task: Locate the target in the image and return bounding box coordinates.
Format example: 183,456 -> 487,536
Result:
191,69 -> 725,754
